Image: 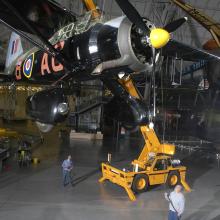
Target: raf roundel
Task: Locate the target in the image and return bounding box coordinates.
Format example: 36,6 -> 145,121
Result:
23,53 -> 34,78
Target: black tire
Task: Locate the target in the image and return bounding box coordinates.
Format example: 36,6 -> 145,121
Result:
132,174 -> 149,193
167,171 -> 181,188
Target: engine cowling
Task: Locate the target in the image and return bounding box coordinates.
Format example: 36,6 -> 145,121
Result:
69,16 -> 157,76
26,88 -> 69,132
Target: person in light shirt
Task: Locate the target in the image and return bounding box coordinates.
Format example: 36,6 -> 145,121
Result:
62,155 -> 73,187
165,185 -> 185,220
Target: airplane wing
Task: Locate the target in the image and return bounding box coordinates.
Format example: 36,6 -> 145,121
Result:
0,0 -> 76,39
162,39 -> 220,61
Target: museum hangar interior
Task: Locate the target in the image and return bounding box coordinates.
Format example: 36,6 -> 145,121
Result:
0,0 -> 220,220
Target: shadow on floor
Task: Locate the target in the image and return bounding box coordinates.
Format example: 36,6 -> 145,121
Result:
72,168 -> 100,186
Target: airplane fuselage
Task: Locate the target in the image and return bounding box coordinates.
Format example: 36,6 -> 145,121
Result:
12,16 -> 156,84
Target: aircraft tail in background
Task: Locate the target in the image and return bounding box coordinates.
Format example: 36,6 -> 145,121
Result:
5,32 -> 23,70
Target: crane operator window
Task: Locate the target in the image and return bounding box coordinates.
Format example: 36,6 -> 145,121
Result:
154,159 -> 167,171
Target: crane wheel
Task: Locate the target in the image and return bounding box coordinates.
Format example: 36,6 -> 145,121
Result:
132,174 -> 149,193
167,171 -> 181,188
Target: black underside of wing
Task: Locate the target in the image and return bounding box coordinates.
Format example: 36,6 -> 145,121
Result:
162,39 -> 220,61
0,0 -> 76,39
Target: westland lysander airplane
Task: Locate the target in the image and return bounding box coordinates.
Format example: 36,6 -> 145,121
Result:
0,0 -> 220,132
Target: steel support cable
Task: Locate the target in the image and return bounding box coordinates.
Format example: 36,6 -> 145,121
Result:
161,54 -> 169,220
162,55 -> 168,143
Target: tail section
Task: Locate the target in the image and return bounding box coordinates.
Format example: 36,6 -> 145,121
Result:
5,32 -> 23,70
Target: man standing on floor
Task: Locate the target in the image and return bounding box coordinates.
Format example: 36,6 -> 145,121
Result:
62,155 -> 73,187
165,185 -> 185,220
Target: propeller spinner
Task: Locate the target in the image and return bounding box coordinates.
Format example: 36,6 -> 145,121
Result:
115,0 -> 187,49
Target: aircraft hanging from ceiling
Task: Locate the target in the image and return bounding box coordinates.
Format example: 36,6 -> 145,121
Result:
0,0 -> 219,132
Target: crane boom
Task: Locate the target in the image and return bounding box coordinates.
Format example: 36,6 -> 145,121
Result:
119,77 -> 175,169
170,0 -> 220,47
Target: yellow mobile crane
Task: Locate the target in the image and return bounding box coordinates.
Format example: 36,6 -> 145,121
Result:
99,77 -> 191,201
170,0 -> 220,49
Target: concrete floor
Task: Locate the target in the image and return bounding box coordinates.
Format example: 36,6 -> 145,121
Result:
0,136 -> 220,220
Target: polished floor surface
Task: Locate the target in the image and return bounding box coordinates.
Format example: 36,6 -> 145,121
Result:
0,136 -> 220,220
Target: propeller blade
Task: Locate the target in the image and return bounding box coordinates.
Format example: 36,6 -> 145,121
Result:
115,0 -> 149,35
164,17 -> 188,33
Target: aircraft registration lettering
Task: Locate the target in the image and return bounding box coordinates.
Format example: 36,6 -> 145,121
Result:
41,41 -> 64,75
51,41 -> 64,72
41,53 -> 51,75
